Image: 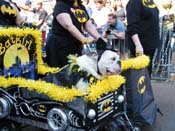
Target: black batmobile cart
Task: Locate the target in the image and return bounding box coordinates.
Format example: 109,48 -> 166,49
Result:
0,28 -> 155,131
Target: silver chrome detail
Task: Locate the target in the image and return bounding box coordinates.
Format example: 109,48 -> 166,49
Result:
47,108 -> 68,131
87,109 -> 96,119
117,95 -> 124,103
0,97 -> 11,118
19,102 -> 30,116
68,111 -> 81,127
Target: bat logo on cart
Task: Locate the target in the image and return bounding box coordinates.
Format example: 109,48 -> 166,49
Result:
37,105 -> 47,113
137,76 -> 146,94
101,99 -> 112,113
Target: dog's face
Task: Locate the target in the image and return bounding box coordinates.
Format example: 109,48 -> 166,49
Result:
97,50 -> 121,77
75,50 -> 121,91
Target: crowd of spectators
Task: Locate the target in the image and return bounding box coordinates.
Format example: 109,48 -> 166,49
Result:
13,0 -> 175,56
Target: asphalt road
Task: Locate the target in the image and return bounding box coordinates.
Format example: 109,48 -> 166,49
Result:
142,80 -> 175,131
21,80 -> 175,131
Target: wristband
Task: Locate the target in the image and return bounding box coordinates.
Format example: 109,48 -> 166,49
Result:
81,37 -> 87,44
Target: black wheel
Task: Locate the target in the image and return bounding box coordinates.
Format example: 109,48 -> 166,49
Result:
0,121 -> 19,131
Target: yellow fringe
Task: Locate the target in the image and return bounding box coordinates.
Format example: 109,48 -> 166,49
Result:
0,76 -> 84,103
121,55 -> 150,71
86,75 -> 125,103
0,75 -> 124,103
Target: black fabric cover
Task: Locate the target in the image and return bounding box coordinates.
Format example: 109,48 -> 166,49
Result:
122,68 -> 157,125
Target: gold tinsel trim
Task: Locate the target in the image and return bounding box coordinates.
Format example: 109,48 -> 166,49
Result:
0,27 -> 59,74
86,75 -> 125,103
121,55 -> 150,71
0,75 -> 124,103
0,76 -> 84,103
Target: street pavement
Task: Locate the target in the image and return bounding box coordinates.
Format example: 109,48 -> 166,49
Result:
142,80 -> 175,131
22,80 -> 175,131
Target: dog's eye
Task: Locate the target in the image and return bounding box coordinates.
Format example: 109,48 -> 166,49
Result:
111,57 -> 116,61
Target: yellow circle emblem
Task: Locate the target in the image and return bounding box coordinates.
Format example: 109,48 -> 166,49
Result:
142,0 -> 156,8
137,76 -> 146,94
3,44 -> 29,69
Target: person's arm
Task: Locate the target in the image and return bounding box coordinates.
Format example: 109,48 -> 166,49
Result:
36,11 -> 48,27
110,31 -> 125,39
17,3 -> 33,12
10,3 -> 25,26
56,13 -> 93,44
111,20 -> 125,39
126,0 -> 143,55
84,20 -> 101,40
102,31 -> 107,38
131,34 -> 143,55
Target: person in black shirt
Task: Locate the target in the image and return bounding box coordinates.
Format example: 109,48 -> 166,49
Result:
0,0 -> 24,26
126,0 -> 161,77
45,0 -> 105,68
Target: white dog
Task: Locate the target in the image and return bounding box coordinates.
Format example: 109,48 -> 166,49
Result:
43,50 -> 121,92
75,50 -> 121,91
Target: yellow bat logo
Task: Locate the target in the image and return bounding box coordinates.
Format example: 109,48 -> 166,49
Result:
74,9 -> 88,23
101,99 -> 112,113
137,76 -> 146,94
142,0 -> 156,8
37,105 -> 47,113
1,5 -> 17,16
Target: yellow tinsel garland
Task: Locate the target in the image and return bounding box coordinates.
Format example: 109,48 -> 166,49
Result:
86,75 -> 125,103
0,75 -> 124,103
0,76 -> 84,103
121,55 -> 150,71
0,27 -> 59,74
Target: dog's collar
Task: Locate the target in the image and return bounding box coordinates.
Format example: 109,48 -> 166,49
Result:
97,61 -> 102,76
69,63 -> 97,84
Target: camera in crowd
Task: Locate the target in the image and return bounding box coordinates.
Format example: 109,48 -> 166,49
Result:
106,29 -> 111,35
105,25 -> 115,35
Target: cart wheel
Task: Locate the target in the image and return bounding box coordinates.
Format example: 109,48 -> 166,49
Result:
0,97 -> 12,118
104,121 -> 122,131
0,121 -> 19,131
47,108 -> 68,131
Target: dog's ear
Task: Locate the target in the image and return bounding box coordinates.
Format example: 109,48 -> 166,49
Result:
96,37 -> 107,50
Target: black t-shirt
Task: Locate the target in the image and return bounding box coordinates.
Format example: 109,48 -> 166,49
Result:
0,0 -> 17,26
126,0 -> 160,50
45,1 -> 90,67
52,1 -> 89,39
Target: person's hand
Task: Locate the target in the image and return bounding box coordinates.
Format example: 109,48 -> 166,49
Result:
135,44 -> 144,56
21,22 -> 37,29
110,30 -> 115,35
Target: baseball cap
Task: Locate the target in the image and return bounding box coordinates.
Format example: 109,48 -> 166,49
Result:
25,0 -> 31,5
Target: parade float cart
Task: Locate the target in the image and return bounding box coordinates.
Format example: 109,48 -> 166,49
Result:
0,28 -> 128,131
0,28 -> 155,131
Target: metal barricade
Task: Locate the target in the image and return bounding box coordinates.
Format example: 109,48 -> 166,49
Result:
107,35 -> 129,59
